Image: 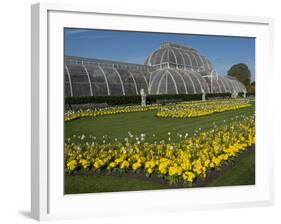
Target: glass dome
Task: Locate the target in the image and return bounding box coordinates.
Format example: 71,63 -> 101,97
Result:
144,42 -> 213,73
148,68 -> 210,95
64,42 -> 247,97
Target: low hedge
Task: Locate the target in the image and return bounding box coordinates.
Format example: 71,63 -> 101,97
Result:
65,93 -> 239,106
246,92 -> 255,97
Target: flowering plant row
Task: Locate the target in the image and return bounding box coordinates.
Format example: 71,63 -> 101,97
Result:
64,105 -> 161,122
65,114 -> 255,186
65,99 -> 252,122
156,100 -> 252,119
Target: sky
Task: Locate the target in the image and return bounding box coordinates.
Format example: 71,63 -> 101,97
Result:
64,28 -> 255,81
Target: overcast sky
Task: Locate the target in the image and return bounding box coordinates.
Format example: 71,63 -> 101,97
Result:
64,28 -> 255,81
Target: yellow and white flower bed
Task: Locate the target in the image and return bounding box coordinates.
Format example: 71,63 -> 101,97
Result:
65,114 -> 255,186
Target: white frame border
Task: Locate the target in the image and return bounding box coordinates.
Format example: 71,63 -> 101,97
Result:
31,2 -> 274,221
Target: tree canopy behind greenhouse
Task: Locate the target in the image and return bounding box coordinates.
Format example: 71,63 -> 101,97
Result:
227,63 -> 252,91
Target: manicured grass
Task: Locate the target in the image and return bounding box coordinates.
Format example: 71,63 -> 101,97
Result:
64,103 -> 255,193
64,174 -> 169,194
65,105 -> 254,143
208,149 -> 255,187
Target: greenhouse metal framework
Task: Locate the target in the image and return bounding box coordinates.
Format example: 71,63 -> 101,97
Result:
64,42 -> 246,97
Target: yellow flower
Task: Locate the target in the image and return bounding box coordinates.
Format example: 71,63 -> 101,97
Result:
79,159 -> 88,169
93,159 -> 104,169
204,159 -> 210,167
147,168 -> 153,174
109,162 -> 117,168
120,160 -> 130,169
169,164 -> 179,176
132,162 -> 142,171
183,171 -> 195,183
67,160 -> 77,172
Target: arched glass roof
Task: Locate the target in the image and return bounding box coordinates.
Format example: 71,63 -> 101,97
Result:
144,42 -> 213,73
148,68 -> 210,95
64,63 -> 149,97
65,41 -> 248,98
204,75 -> 247,94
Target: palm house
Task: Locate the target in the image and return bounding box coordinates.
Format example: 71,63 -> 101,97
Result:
64,42 -> 246,97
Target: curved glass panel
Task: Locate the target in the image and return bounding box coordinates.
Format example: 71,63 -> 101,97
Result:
168,69 -> 186,94
101,68 -> 123,96
84,65 -> 109,96
150,48 -> 164,66
68,64 -> 91,96
166,73 -> 178,94
185,71 -> 201,93
129,70 -> 149,94
173,48 -> 184,65
178,70 -> 196,94
64,67 -> 72,97
118,69 -> 139,95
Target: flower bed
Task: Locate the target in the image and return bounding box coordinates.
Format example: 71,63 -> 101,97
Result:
64,105 -> 161,122
65,114 -> 255,186
64,99 -> 253,122
156,100 -> 252,118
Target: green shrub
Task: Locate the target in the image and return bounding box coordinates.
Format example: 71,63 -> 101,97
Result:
65,93 -> 239,106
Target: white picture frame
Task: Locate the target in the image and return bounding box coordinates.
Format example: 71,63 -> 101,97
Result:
31,2 -> 274,221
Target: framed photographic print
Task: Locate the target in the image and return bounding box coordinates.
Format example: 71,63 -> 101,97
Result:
31,2 -> 274,221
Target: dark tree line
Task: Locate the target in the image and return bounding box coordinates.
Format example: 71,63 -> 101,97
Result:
227,63 -> 255,92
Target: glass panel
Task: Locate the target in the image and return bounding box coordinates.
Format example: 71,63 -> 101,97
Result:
85,65 -> 108,96
68,64 -> 91,96
102,68 -> 123,96
116,69 -> 136,96
169,70 -> 185,94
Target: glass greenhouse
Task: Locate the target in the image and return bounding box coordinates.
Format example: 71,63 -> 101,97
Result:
64,42 -> 246,97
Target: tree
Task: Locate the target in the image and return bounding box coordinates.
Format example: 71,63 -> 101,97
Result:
249,81 -> 255,93
227,63 -> 251,91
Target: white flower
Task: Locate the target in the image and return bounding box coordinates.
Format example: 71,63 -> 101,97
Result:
128,131 -> 134,138
141,133 -> 146,137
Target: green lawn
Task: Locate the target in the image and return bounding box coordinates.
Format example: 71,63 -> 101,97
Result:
64,103 -> 255,194
65,105 -> 254,144
208,149 -> 255,187
65,174 -> 170,194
